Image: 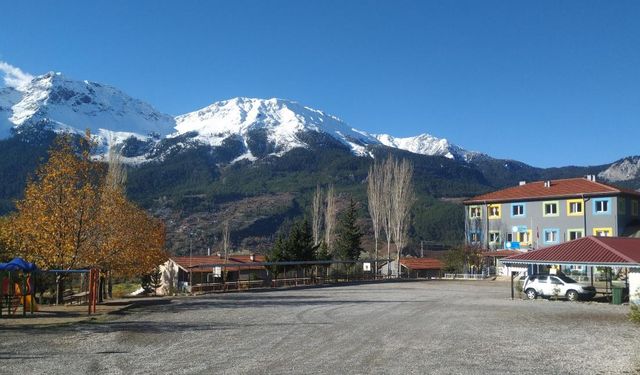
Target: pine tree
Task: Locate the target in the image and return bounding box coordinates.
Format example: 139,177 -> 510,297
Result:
334,198 -> 363,261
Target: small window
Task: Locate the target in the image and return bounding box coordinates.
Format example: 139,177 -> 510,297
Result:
538,276 -> 548,283
550,277 -> 563,285
568,229 -> 584,241
469,206 -> 482,219
469,232 -> 481,243
567,199 -> 583,216
506,233 -> 513,242
517,230 -> 532,245
593,198 -> 611,215
511,203 -> 525,217
543,201 -> 558,217
543,229 -> 559,244
488,204 -> 501,219
489,231 -> 500,244
633,200 -> 639,217
593,227 -> 613,237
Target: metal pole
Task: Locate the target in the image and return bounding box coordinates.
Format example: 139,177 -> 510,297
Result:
511,271 -> 515,300
189,233 -> 193,293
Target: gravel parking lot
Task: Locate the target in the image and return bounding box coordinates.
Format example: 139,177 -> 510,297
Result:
1,280 -> 638,374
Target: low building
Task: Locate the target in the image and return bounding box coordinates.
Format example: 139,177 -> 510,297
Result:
158,254 -> 267,295
502,236 -> 640,304
379,257 -> 443,278
482,250 -> 527,276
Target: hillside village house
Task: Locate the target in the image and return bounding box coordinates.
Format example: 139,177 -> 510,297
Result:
464,176 -> 640,275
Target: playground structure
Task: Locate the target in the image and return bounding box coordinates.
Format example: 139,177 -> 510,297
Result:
0,258 -> 101,318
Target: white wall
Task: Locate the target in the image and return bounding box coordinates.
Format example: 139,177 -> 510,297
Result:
629,269 -> 640,305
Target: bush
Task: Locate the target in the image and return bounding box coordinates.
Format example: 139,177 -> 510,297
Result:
630,305 -> 640,324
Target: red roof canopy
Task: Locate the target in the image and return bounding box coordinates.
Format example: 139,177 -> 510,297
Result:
503,236 -> 640,267
464,177 -> 640,204
400,258 -> 443,270
482,250 -> 524,258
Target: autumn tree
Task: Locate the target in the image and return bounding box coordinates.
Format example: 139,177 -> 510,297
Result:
8,133 -> 103,303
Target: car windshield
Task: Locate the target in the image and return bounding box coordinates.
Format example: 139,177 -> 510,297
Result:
556,274 -> 577,283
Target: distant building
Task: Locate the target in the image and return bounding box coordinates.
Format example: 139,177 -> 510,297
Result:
463,176 -> 640,252
158,254 -> 267,295
379,257 -> 443,278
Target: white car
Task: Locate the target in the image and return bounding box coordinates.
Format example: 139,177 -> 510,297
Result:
523,274 -> 596,301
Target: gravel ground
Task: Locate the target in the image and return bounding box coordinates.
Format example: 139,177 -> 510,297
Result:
0,280 -> 638,375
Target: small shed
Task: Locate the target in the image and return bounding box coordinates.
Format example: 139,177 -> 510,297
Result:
379,257 -> 443,278
502,236 -> 640,304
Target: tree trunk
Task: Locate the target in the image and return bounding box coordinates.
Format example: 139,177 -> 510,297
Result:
98,276 -> 104,303
107,272 -> 113,299
55,274 -> 64,305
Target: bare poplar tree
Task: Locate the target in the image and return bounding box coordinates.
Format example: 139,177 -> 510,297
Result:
105,147 -> 127,190
380,156 -> 395,276
367,161 -> 384,274
312,185 -> 323,246
222,220 -> 231,284
324,184 -> 336,252
391,158 -> 414,276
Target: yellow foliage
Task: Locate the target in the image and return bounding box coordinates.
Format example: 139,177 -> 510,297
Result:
5,133 -> 167,276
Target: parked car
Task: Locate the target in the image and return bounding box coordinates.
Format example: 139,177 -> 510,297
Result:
523,273 -> 596,301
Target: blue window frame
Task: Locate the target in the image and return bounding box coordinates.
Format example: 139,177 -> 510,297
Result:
592,198 -> 612,215
468,230 -> 481,244
510,202 -> 526,218
543,228 -> 560,245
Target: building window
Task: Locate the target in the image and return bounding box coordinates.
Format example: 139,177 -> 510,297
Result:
543,201 -> 559,217
488,204 -> 501,219
469,231 -> 481,244
567,229 -> 584,241
489,231 -> 500,244
510,203 -> 525,217
593,198 -> 611,215
468,206 -> 481,219
633,200 -> 639,217
506,233 -> 513,242
593,227 -> 613,237
566,199 -> 584,216
618,198 -> 626,215
517,230 -> 532,245
543,228 -> 560,244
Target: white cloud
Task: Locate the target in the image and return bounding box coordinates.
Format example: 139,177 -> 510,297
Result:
0,61 -> 34,91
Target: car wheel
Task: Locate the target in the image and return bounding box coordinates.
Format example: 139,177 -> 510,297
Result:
525,288 -> 537,300
566,290 -> 579,301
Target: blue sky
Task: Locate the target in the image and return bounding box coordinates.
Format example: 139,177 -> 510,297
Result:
1,1 -> 638,167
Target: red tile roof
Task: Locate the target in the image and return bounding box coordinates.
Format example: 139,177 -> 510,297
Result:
464,177 -> 640,204
172,254 -> 267,271
400,257 -> 443,270
503,236 -> 640,266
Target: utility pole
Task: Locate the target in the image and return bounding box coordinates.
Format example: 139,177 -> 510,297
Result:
189,232 -> 193,293
421,240 -> 424,258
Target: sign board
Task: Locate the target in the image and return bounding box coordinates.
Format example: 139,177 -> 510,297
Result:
512,226 -> 518,233
213,266 -> 222,277
506,241 -> 520,249
363,262 -> 371,272
517,225 -> 528,233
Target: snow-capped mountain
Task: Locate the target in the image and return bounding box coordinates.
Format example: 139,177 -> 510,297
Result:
0,72 -> 175,153
174,97 -> 471,161
0,71 -> 473,162
598,156 -> 640,182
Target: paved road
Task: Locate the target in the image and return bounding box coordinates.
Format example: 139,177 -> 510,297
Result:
1,280 -> 638,374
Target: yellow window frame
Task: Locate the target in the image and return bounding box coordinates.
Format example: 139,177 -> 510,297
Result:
517,230 -> 533,245
593,227 -> 613,237
542,201 -> 559,217
566,198 -> 584,216
488,204 -> 501,219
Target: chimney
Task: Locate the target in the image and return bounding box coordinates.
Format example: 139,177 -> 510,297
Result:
250,254 -> 255,262
585,175 -> 596,182
519,181 -> 526,186
544,181 -> 551,188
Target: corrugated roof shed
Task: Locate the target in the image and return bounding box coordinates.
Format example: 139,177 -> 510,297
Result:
503,236 -> 640,267
400,258 -> 443,270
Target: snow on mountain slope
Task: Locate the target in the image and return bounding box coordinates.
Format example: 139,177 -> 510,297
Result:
174,97 -> 379,156
1,72 -> 175,146
598,156 -> 640,182
373,133 -> 470,160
